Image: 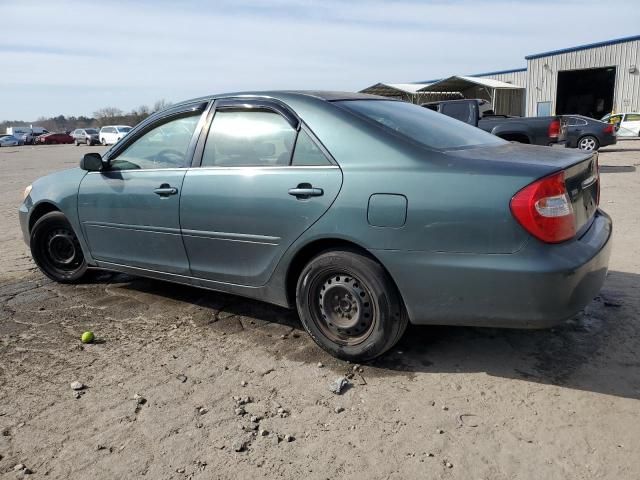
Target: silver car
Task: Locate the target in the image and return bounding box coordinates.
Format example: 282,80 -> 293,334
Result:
0,135 -> 20,147
71,128 -> 100,146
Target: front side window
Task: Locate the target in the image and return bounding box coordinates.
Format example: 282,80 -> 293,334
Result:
202,109 -> 296,167
109,114 -> 200,171
337,100 -> 504,150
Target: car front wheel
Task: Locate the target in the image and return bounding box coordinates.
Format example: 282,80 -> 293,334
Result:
296,249 -> 408,361
30,211 -> 88,283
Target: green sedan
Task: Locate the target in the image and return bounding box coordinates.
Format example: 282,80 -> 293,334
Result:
19,91 -> 612,361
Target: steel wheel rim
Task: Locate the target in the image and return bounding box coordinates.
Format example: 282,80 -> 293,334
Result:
44,228 -> 83,271
580,137 -> 596,151
310,272 -> 376,346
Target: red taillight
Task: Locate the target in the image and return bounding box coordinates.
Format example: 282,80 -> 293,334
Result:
603,123 -> 614,134
510,171 -> 576,243
548,119 -> 561,139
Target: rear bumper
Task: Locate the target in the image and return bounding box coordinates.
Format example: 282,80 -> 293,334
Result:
375,210 -> 612,328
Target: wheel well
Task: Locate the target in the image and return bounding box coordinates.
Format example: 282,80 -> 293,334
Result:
28,202 -> 60,232
285,238 -> 402,308
498,133 -> 530,144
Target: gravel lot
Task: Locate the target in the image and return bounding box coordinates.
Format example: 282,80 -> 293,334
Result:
1,142 -> 639,479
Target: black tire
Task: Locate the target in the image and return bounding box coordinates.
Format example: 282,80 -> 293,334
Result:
296,249 -> 408,361
101,138 -> 106,146
578,135 -> 599,151
86,138 -> 91,146
75,140 -> 80,146
30,212 -> 88,283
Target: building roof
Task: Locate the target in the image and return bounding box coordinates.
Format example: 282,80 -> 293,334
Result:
418,75 -> 524,92
359,82 -> 433,96
525,34 -> 640,60
469,68 -> 527,77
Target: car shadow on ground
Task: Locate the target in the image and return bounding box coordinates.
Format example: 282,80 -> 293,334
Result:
92,269 -> 640,401
599,165 -> 636,173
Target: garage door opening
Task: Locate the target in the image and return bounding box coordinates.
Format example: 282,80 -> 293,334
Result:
556,67 -> 616,119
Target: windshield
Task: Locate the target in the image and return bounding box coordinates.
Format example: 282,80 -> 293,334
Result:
336,100 -> 505,150
85,129 -> 98,134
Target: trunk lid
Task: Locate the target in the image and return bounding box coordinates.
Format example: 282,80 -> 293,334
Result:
564,152 -> 599,235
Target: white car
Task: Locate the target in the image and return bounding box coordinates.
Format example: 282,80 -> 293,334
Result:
0,135 -> 20,147
601,112 -> 640,137
99,125 -> 132,145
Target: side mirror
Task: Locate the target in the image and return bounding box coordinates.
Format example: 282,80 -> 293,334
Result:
80,152 -> 106,172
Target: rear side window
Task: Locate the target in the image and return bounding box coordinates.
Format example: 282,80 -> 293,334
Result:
202,110 -> 296,167
440,102 -> 475,124
625,114 -> 640,122
336,100 -> 505,150
291,130 -> 331,166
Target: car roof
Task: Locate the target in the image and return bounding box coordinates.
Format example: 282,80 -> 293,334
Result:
169,90 -> 389,109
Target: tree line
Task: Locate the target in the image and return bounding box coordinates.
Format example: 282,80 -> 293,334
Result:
1,100 -> 171,133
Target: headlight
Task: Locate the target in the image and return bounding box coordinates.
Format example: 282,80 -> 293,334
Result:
23,184 -> 32,200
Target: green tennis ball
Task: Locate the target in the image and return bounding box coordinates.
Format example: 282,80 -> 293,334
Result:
81,331 -> 95,344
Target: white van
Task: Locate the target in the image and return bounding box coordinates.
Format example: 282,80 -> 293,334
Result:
99,125 -> 132,145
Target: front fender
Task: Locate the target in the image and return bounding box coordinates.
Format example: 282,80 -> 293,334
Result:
22,168 -> 96,265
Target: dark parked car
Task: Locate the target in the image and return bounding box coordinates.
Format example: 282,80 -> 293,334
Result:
19,91 -> 611,361
423,98 -> 567,146
71,128 -> 100,146
37,133 -> 74,145
564,115 -> 616,151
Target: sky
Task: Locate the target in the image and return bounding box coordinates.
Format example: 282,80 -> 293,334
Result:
1,0 -> 639,121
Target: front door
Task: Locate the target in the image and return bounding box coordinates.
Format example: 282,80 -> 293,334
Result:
78,106 -> 206,275
180,100 -> 342,286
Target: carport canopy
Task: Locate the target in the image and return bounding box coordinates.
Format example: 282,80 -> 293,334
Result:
359,82 -> 464,103
418,76 -> 525,114
418,75 -> 523,93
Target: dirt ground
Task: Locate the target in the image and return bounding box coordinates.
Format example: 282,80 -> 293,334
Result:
1,142 -> 639,479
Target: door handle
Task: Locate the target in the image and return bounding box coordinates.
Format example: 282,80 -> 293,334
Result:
154,184 -> 178,196
288,183 -> 323,199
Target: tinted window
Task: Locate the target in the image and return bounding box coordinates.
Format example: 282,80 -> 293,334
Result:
566,117 -> 588,126
110,114 -> 200,171
440,102 -> 476,124
337,100 -> 504,150
85,129 -> 98,134
118,127 -> 132,133
202,110 -> 296,167
625,114 -> 640,122
291,130 -> 331,166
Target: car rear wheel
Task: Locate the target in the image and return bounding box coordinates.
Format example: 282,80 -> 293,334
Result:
30,212 -> 88,283
296,249 -> 408,361
75,140 -> 80,146
86,138 -> 91,146
578,135 -> 599,151
101,138 -> 106,146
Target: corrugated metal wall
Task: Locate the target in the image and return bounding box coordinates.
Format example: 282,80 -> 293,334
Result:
477,70 -> 527,116
525,39 -> 640,116
479,70 -> 527,87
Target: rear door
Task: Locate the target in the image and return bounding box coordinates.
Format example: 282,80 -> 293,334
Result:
78,103 -> 208,274
180,99 -> 342,286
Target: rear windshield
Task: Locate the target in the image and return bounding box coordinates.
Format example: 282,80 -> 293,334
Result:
85,129 -> 98,134
336,100 -> 505,150
118,127 -> 132,132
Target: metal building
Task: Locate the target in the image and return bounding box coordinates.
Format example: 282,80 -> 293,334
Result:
525,35 -> 640,118
360,35 -> 640,119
